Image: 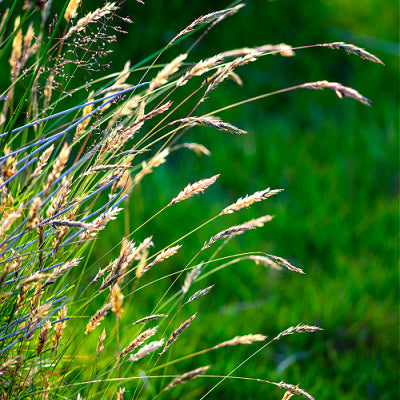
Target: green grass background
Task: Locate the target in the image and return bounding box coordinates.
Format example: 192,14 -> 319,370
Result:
2,0 -> 397,398
79,1 -> 398,399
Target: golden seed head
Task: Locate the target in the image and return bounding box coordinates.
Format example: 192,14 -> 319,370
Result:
111,284 -> 124,318
64,0 -> 81,22
9,16 -> 22,70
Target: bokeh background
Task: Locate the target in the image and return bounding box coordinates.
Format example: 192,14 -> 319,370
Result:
4,0 -> 396,398
87,1 -> 398,399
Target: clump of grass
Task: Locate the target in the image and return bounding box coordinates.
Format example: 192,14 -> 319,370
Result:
0,1 -> 382,399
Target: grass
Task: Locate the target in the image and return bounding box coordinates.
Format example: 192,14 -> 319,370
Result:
0,0 -> 397,399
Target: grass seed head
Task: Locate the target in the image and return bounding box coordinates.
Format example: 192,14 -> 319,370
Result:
65,0 -> 81,22
37,319 -> 52,355
169,174 -> 220,205
162,365 -> 210,392
119,326 -> 158,358
85,303 -> 112,335
128,339 -> 164,362
212,333 -> 267,349
300,80 -> 371,105
220,188 -> 283,215
148,54 -> 187,93
161,313 -> 197,355
275,382 -> 315,400
321,42 -> 384,64
97,328 -> 106,356
274,324 -> 323,341
142,244 -> 182,275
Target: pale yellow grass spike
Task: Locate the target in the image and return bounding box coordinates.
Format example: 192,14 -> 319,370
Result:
135,249 -> 149,278
102,61 -> 131,111
27,197 -> 42,228
75,91 -> 94,139
115,60 -> 131,87
300,80 -> 371,105
183,285 -> 214,305
64,0 -> 81,22
53,305 -> 68,347
173,116 -> 247,135
133,148 -> 170,185
169,174 -> 220,205
128,339 -> 164,362
119,326 -> 158,358
248,255 -> 282,270
148,54 -> 187,93
281,390 -> 295,400
221,43 -> 295,58
204,51 -> 261,97
320,42 -> 384,64
80,207 -> 122,241
97,328 -> 106,356
99,239 -> 136,289
162,366 -> 210,392
263,254 -> 305,274
43,71 -> 55,109
142,245 -> 182,275
160,313 -> 197,355
32,145 -> 54,177
180,142 -> 211,156
202,215 -> 273,250
182,262 -> 203,294
46,178 -> 71,217
130,314 -> 167,326
21,23 -> 35,66
85,303 -> 112,334
80,164 -> 131,178
212,333 -> 267,349
220,188 -> 283,215
177,54 -> 224,87
37,320 -> 52,355
9,16 -> 22,73
0,356 -> 21,376
274,324 -> 322,341
273,382 -> 315,400
0,210 -> 21,237
111,283 -> 124,318
21,272 -> 50,286
134,236 -> 154,260
44,143 -> 70,194
246,215 -> 274,227
65,3 -> 118,39
168,4 -> 244,45
49,219 -> 96,230
116,387 -> 125,400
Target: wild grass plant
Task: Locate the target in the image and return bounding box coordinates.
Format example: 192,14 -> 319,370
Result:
0,1 -> 384,399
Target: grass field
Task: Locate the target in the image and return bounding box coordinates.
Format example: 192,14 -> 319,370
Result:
0,0 -> 398,399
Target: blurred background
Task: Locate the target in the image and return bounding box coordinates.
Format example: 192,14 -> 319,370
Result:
4,0 -> 398,398
89,1 -> 398,399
